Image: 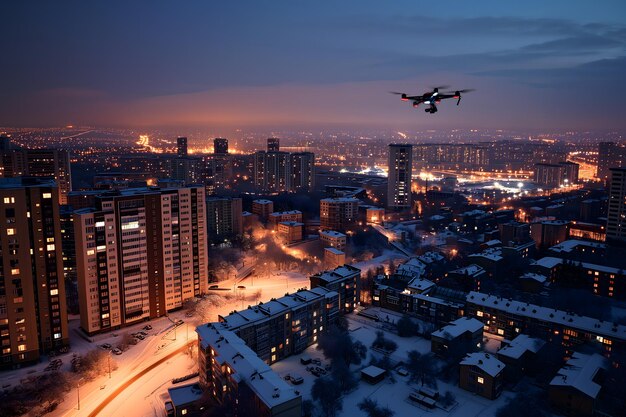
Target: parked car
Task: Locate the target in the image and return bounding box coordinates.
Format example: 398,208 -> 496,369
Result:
290,374 -> 304,385
300,355 -> 312,365
143,325 -> 152,331
139,331 -> 148,336
100,343 -> 112,350
396,367 -> 409,377
176,319 -> 184,326
209,285 -> 219,290
112,348 -> 122,355
237,285 -> 246,289
185,312 -> 194,317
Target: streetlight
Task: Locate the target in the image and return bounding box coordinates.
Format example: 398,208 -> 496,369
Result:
76,377 -> 84,410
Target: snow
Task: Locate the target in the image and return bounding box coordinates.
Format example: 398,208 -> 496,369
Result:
361,365 -> 386,379
549,239 -> 606,253
519,272 -> 548,283
270,313 -> 512,417
467,291 -> 626,342
168,383 -> 203,407
550,352 -> 607,399
432,317 -> 483,340
497,334 -> 544,360
406,278 -> 436,294
532,256 -> 563,269
451,264 -> 485,277
469,248 -> 503,262
320,230 -> 346,238
460,353 -> 505,377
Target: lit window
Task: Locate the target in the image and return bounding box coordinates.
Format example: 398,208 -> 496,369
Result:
50,289 -> 59,296
6,228 -> 15,235
476,311 -> 483,317
46,244 -> 55,251
497,328 -> 504,336
18,344 -> 26,352
54,333 -> 61,339
11,268 -> 19,275
42,193 -> 52,199
181,410 -> 187,416
477,376 -> 484,384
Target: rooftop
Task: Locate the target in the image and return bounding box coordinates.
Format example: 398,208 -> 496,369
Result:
320,230 -> 347,238
497,334 -> 545,360
324,247 -> 345,255
550,352 -> 607,399
549,239 -> 606,253
460,352 -> 505,377
168,383 -> 204,407
432,317 -> 484,340
467,291 -> 626,342
196,325 -> 299,408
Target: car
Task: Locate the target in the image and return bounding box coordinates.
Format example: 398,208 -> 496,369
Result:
283,374 -> 291,381
139,331 -> 148,336
100,343 -> 112,350
310,368 -> 321,377
112,348 -> 122,355
396,367 -> 409,377
290,374 -> 304,385
185,312 -> 194,317
209,285 -> 219,290
136,334 -> 145,340
300,355 -> 312,365
312,358 -> 321,365
237,285 -> 246,289
143,325 -> 152,331
176,319 -> 184,326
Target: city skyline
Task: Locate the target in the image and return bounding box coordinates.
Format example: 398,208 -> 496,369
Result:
2,1 -> 626,130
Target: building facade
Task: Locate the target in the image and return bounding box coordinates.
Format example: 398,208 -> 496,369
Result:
387,144 -> 413,210
74,186 -> 208,335
0,178 -> 69,368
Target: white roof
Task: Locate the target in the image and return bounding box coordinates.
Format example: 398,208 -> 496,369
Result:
467,291 -> 626,342
270,210 -> 302,216
432,317 -> 484,339
253,199 -> 273,204
469,248 -> 503,262
460,353 -> 505,377
196,325 -> 299,408
406,278 -> 435,293
549,239 -> 606,253
361,365 -> 386,378
519,273 -> 548,283
533,257 -> 563,269
497,334 -> 545,360
320,230 -> 347,238
550,352 -> 607,399
451,264 -> 485,277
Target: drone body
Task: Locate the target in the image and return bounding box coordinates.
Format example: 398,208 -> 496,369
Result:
391,86 -> 474,113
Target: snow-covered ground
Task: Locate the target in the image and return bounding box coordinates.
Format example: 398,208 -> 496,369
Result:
272,313 -> 512,417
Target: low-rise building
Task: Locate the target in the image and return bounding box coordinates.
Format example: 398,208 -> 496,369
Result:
218,288 -> 339,364
196,324 -> 302,417
252,199 -> 274,221
549,352 -> 607,417
496,334 -> 545,381
310,265 -> 360,314
278,221 -> 304,244
459,353 -> 505,400
466,291 -> 626,355
319,230 -> 347,251
269,210 -> 303,229
324,247 -> 346,270
431,317 -> 484,359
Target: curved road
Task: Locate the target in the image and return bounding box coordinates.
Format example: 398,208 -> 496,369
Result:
87,341 -> 194,417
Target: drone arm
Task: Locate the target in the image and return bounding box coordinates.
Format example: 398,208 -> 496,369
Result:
456,95 -> 461,106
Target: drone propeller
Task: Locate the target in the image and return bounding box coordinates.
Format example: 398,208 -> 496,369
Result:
431,85 -> 450,90
389,91 -> 406,95
445,89 -> 475,94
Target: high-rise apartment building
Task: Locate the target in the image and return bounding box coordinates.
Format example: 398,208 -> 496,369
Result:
320,197 -> 359,231
206,196 -> 242,240
267,137 -> 280,152
290,152 -> 315,191
607,167 -> 626,244
0,140 -> 72,205
598,142 -> 621,181
387,144 -> 413,210
177,136 -> 188,157
213,138 -> 228,155
0,178 -> 69,368
74,186 -> 208,335
254,150 -> 315,193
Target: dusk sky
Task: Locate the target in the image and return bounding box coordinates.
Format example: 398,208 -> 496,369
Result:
2,1 -> 626,131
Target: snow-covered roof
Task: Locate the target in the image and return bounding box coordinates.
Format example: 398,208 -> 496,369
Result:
320,230 -> 347,238
270,210 -> 302,217
460,353 -> 505,377
278,221 -> 304,227
196,325 -> 299,407
467,291 -> 626,342
252,199 -> 273,204
450,264 -> 485,277
519,272 -> 548,283
497,334 -> 545,360
550,352 -> 607,399
312,265 -> 360,283
406,277 -> 435,293
168,383 -> 204,406
469,248 -> 503,262
483,239 -> 502,247
533,257 -> 563,269
361,365 -> 386,379
418,252 -> 445,264
549,239 -> 606,253
432,317 -> 484,340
